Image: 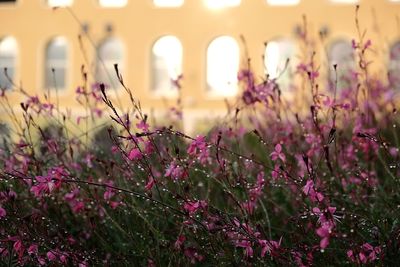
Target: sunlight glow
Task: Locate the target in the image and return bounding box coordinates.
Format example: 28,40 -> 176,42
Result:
207,36 -> 239,96
99,0 -> 127,8
264,40 -> 295,79
152,36 -> 183,94
154,0 -> 184,7
0,36 -> 17,89
45,37 -> 68,89
330,0 -> 359,3
267,0 -> 299,6
96,38 -> 124,88
48,0 -> 73,7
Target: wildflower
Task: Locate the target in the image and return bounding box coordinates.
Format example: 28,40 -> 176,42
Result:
136,120 -> 149,132
165,161 -> 187,180
128,148 -> 142,161
174,235 -> 185,250
347,243 -> 381,264
0,207 -> 6,218
184,247 -> 204,264
270,144 -> 286,162
236,240 -> 253,258
187,135 -> 207,155
259,237 -> 282,257
183,200 -> 207,214
187,135 -> 210,165
27,244 -> 38,255
103,181 -> 116,200
84,153 -> 94,168
364,39 -> 372,49
316,224 -> 332,249
47,250 -> 57,261
31,175 -> 57,197
303,180 -> 324,202
144,176 -> 155,191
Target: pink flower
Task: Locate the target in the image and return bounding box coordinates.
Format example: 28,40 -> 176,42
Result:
351,39 -> 358,49
184,247 -> 204,264
174,235 -> 185,250
241,201 -> 256,214
165,162 -> 187,180
183,200 -> 207,214
128,148 -> 142,161
31,174 -> 60,198
303,180 -> 314,195
187,135 -> 210,165
13,240 -> 24,258
316,224 -> 331,249
28,244 -> 38,255
145,176 -> 155,191
364,39 -> 372,49
236,240 -> 254,258
103,181 -> 115,200
0,207 -> 6,218
303,180 -> 324,202
84,154 -> 94,168
47,250 -> 57,261
259,237 -> 282,257
270,144 -> 286,162
136,120 -> 149,132
187,135 -> 207,155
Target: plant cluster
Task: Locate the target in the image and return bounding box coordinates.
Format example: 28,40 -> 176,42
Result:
0,6 -> 399,266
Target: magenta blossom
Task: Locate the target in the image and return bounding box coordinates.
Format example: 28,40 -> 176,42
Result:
128,148 -> 142,161
183,200 -> 207,215
270,144 -> 286,162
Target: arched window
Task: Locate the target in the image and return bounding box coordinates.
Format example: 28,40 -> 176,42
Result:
266,0 -> 299,5
207,36 -> 239,96
330,0 -> 358,3
328,39 -> 355,89
151,36 -> 182,95
264,39 -> 296,89
154,0 -> 184,7
48,0 -> 73,7
389,41 -> 400,88
0,37 -> 17,90
204,0 -> 240,9
45,37 -> 68,89
96,37 -> 124,88
99,0 -> 127,7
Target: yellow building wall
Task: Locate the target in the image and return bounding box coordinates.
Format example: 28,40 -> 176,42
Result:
0,0 -> 400,133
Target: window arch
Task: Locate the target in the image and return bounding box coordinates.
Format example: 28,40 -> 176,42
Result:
328,39 -> 355,88
330,0 -> 359,3
154,0 -> 184,7
204,0 -> 240,9
207,36 -> 239,96
151,36 -> 182,95
96,37 -> 124,88
266,0 -> 299,6
45,37 -> 68,89
0,36 -> 17,90
48,0 -> 73,7
99,0 -> 127,7
389,41 -> 400,88
264,38 -> 296,89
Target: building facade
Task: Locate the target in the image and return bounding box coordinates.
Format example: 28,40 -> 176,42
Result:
0,0 -> 400,133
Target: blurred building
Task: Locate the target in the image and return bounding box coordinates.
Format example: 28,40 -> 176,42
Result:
0,0 -> 400,134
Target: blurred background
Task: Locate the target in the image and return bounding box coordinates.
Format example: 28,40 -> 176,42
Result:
0,0 -> 400,133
